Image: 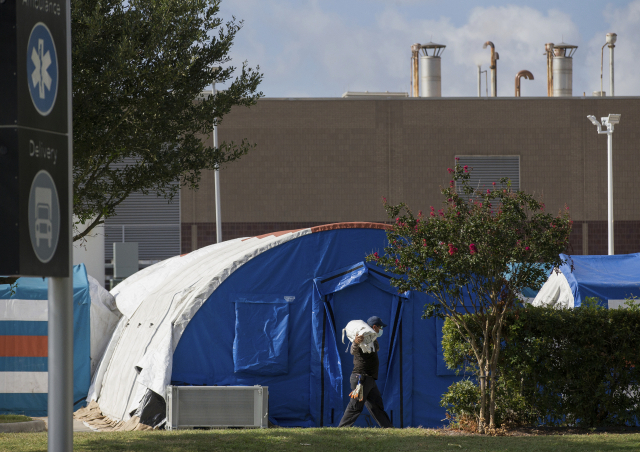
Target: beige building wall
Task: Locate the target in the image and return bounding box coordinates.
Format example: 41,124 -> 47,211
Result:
181,97 -> 640,254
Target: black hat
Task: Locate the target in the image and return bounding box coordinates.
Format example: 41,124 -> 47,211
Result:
367,316 -> 387,328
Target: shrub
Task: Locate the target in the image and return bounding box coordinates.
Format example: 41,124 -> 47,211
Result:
441,302 -> 640,428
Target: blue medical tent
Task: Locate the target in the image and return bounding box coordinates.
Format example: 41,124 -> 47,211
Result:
88,223 -> 467,429
533,253 -> 640,309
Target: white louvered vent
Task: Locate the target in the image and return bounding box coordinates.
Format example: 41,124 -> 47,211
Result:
455,155 -> 520,199
166,386 -> 269,429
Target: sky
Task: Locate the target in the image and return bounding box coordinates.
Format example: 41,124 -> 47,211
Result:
216,0 -> 640,98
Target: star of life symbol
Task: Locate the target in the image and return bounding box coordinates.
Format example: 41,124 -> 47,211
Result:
31,39 -> 52,100
27,23 -> 58,116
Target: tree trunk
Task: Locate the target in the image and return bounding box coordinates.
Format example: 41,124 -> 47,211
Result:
478,365 -> 487,433
478,317 -> 491,433
488,312 -> 505,430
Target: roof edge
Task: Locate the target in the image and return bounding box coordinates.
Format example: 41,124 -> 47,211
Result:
310,222 -> 391,233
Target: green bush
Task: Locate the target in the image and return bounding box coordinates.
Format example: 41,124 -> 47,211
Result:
441,302 -> 640,428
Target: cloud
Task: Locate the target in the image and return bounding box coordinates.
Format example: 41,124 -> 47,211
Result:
221,1 -> 638,98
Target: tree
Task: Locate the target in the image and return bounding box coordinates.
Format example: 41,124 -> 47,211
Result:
72,0 -> 262,241
368,161 -> 572,432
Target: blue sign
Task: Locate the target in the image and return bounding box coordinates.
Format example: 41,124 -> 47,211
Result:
26,23 -> 58,116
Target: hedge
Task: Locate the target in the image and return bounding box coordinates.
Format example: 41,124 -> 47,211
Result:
441,302 -> 640,428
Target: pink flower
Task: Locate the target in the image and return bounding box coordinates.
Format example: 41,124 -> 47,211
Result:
430,212 -> 435,217
455,157 -> 460,161
430,206 -> 435,212
414,225 -> 418,232
469,244 -> 477,254
450,180 -> 455,188
418,211 -> 423,217
525,246 -> 530,251
486,189 -> 490,194
382,197 -> 387,203
448,168 -> 453,174
448,198 -> 452,202
396,217 -> 400,223
395,258 -> 400,265
448,244 -> 458,256
492,182 -> 496,186
463,165 -> 468,171
423,239 -> 427,247
373,252 -> 380,260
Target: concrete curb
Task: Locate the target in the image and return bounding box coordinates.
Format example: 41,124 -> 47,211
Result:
0,420 -> 47,433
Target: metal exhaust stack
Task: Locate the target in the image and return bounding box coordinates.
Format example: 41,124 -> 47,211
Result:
552,42 -> 577,97
607,33 -> 617,96
419,42 -> 446,97
411,43 -> 421,97
483,41 -> 498,97
515,70 -> 534,97
545,43 -> 554,96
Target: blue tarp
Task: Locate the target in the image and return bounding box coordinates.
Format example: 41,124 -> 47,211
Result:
172,229 -> 465,428
559,253 -> 640,307
0,265 -> 91,416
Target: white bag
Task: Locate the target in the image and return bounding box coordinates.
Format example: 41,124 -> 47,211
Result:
341,320 -> 377,353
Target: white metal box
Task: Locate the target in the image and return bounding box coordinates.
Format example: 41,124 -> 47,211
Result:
166,385 -> 268,429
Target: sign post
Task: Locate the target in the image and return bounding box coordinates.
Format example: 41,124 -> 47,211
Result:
0,0 -> 73,450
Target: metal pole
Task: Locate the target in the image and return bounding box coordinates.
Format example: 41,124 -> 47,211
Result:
213,83 -> 222,243
600,43 -> 606,95
48,278 -> 73,452
477,66 -> 481,97
49,1 -> 74,450
491,67 -> 496,97
411,44 -> 420,98
607,129 -> 614,255
610,45 -> 615,97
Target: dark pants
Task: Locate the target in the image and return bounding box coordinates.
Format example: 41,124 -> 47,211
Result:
338,373 -> 393,428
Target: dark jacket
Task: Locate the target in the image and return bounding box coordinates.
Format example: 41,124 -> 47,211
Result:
351,339 -> 380,380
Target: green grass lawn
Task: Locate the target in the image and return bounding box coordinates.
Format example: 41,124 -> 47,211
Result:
0,414 -> 32,424
1,428 -> 640,452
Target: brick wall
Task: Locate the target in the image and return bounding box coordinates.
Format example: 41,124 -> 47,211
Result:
181,97 -> 640,256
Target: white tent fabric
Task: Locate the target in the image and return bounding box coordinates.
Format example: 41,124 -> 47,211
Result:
88,275 -> 122,376
89,230 -> 312,422
531,269 -> 575,309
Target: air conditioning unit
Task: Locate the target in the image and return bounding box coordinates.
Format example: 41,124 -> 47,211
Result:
166,385 -> 268,430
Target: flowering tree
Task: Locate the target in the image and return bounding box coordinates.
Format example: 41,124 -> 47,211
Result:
368,161 -> 572,432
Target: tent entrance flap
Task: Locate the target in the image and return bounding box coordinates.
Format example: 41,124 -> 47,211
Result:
312,262 -> 411,427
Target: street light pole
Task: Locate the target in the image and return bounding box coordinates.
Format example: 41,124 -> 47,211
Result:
213,82 -> 222,243
587,114 -> 621,255
210,67 -> 222,244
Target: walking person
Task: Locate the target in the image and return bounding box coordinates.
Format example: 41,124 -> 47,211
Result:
338,316 -> 393,428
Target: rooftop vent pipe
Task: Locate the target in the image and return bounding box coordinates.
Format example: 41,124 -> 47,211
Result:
594,33 -> 617,97
607,33 -> 617,96
419,42 -> 446,97
411,43 -> 420,97
482,41 -> 499,97
544,43 -> 554,96
515,70 -> 534,97
411,42 -> 446,97
552,42 -> 577,97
